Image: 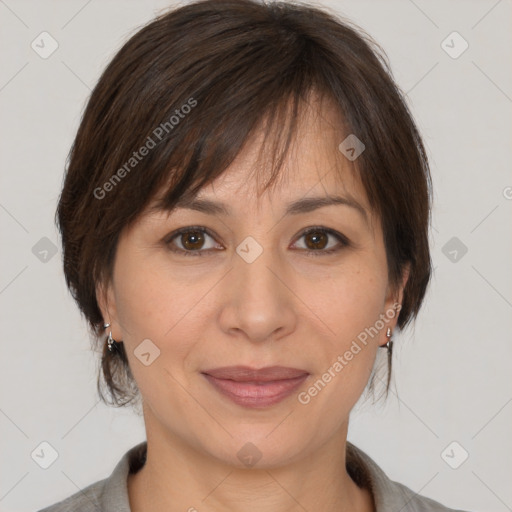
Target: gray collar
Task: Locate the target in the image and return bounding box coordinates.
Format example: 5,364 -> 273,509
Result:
97,441 -> 461,512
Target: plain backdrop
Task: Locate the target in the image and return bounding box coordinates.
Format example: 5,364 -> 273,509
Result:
0,1 -> 511,511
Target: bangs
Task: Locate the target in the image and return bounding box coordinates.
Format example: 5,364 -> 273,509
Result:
145,88 -> 354,218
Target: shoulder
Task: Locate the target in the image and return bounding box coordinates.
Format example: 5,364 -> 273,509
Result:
35,441 -> 147,512
35,477 -> 107,512
387,479 -> 470,512
346,441 -> 472,512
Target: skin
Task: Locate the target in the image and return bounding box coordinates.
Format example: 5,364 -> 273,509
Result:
97,95 -> 408,512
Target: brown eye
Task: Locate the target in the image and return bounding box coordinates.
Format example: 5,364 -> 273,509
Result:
165,226 -> 220,257
165,225 -> 348,258
293,227 -> 349,256
304,230 -> 329,250
181,230 -> 205,250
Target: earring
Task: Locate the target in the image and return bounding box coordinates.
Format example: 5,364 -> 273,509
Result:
104,323 -> 116,352
381,327 -> 393,353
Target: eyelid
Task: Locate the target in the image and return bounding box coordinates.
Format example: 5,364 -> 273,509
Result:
295,226 -> 350,247
163,225 -> 221,253
164,225 -> 350,256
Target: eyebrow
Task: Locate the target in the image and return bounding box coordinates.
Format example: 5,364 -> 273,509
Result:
152,194 -> 369,224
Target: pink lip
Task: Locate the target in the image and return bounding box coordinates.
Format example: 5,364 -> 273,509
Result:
201,366 -> 309,408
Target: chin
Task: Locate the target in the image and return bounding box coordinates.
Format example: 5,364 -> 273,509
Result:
197,426 -> 311,470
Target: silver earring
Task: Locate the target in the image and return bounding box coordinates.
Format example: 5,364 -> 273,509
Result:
104,323 -> 116,352
381,327 -> 393,352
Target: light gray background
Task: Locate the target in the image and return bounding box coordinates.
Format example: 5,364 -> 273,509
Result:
1,0 -> 511,511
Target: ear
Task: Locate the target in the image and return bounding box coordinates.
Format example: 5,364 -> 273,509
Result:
96,280 -> 123,341
386,262 -> 410,308
382,263 -> 410,340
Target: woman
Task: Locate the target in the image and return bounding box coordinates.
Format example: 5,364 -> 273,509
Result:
38,0 -> 470,510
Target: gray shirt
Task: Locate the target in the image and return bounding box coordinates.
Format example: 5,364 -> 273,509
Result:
37,441 -> 469,512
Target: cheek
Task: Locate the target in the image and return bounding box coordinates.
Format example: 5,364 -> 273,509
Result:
296,258 -> 386,394
112,251 -> 192,338
112,250 -> 213,379
296,273 -> 383,420
304,257 -> 388,340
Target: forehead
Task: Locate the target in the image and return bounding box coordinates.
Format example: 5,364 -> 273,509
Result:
190,155 -> 367,225
151,92 -> 372,219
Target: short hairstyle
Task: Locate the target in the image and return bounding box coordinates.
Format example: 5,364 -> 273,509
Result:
56,0 -> 432,407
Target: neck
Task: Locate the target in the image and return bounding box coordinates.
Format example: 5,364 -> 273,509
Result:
127,414 -> 374,512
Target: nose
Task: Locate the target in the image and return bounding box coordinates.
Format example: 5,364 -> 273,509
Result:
217,244 -> 298,344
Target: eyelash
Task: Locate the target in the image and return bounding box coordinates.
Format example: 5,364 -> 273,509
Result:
164,225 -> 350,258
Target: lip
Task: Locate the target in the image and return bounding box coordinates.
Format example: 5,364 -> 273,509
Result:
202,365 -> 309,381
201,366 -> 309,409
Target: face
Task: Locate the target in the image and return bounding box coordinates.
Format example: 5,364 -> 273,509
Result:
98,97 -> 407,469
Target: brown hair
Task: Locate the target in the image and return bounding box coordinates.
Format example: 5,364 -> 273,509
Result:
56,0 -> 432,407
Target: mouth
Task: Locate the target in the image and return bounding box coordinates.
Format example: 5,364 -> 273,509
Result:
201,366 -> 310,408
